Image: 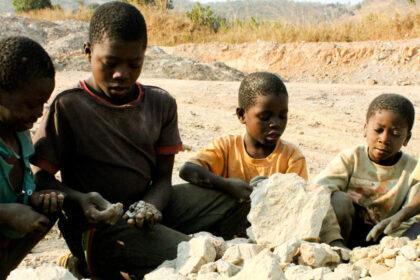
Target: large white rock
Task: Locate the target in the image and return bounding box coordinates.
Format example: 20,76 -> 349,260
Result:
176,236 -> 217,275
399,245 -> 418,261
221,243 -> 264,266
192,232 -> 227,259
8,265 -> 77,280
283,265 -> 332,280
297,242 -> 341,267
230,249 -> 286,280
247,173 -> 330,248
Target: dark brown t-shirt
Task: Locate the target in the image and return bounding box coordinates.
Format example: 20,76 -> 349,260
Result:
32,81 -> 182,205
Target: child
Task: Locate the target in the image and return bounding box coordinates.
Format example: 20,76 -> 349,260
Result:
32,2 -> 250,279
315,93 -> 419,248
179,72 -> 342,246
0,36 -> 63,278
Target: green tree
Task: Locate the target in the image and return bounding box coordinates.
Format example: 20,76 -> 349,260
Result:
12,0 -> 52,12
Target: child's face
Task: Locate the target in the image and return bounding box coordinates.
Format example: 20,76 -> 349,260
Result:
238,94 -> 288,147
86,36 -> 145,99
0,78 -> 54,131
364,109 -> 410,165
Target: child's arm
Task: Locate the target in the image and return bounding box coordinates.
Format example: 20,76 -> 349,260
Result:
0,203 -> 50,235
314,151 -> 354,193
366,191 -> 420,241
180,162 -> 253,201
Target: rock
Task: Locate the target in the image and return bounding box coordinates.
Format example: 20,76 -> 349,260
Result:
369,260 -> 420,279
158,259 -> 177,269
379,236 -> 409,249
284,265 -> 331,280
273,238 -> 301,263
178,257 -> 207,276
297,242 -> 341,267
8,265 -> 77,280
199,262 -> 217,274
399,245 -> 418,261
332,246 -> 351,262
231,249 -> 286,280
221,244 -> 264,266
196,272 -> 227,280
247,174 -> 330,248
176,237 -> 217,275
369,262 -> 390,277
351,247 -> 369,262
367,246 -> 382,259
324,263 -> 360,280
381,248 -> 398,259
225,238 -> 250,248
192,232 -> 227,259
353,258 -> 372,277
215,259 -> 241,277
144,267 -> 188,280
384,258 -> 395,268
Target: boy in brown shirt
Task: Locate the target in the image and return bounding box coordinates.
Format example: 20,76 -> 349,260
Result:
32,2 -> 249,279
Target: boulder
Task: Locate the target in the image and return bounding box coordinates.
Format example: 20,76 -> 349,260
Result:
247,173 -> 330,248
176,237 -> 217,275
8,265 -> 77,280
144,267 -> 188,280
273,237 -> 301,263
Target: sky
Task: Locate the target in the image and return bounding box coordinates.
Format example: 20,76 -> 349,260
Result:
196,0 -> 364,4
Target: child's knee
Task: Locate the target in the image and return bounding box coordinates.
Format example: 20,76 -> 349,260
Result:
331,191 -> 354,221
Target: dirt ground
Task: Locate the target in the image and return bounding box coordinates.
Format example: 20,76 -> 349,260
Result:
19,70 -> 420,269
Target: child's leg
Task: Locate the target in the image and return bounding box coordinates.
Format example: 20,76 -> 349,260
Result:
331,191 -> 355,243
162,183 -> 250,239
402,222 -> 420,240
0,222 -> 54,278
89,221 -> 190,279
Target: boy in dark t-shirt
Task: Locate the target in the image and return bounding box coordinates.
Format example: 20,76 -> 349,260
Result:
32,2 -> 248,279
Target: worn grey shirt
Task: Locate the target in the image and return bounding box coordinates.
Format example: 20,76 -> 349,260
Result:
32,81 -> 182,205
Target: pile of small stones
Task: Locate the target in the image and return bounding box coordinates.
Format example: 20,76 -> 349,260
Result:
144,233 -> 420,280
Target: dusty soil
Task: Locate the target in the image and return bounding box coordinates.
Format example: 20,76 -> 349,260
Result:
18,70 -> 420,271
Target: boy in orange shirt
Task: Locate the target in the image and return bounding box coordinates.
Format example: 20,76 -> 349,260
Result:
179,72 -> 341,245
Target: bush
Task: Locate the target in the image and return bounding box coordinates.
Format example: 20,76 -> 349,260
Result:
186,3 -> 226,32
12,0 -> 52,12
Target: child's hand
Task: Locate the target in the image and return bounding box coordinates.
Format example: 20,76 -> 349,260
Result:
3,203 -> 50,235
30,190 -> 65,214
366,209 -> 407,242
122,200 -> 162,228
226,178 -> 253,202
78,192 -> 123,225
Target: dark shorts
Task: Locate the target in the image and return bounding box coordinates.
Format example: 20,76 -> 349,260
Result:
59,183 -> 250,280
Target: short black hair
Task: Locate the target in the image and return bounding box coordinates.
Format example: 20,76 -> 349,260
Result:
89,1 -> 147,47
238,72 -> 288,111
366,93 -> 415,131
0,36 -> 54,92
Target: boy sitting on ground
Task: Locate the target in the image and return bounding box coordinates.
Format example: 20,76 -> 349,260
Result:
31,2 -> 253,279
315,93 -> 420,248
180,71 -> 342,246
0,36 -> 63,278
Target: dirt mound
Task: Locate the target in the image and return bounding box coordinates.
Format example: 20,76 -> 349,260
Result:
163,39 -> 420,85
0,15 -> 244,81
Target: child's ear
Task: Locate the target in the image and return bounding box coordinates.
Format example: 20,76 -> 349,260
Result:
84,42 -> 92,61
363,123 -> 367,137
236,107 -> 246,124
403,131 -> 411,146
